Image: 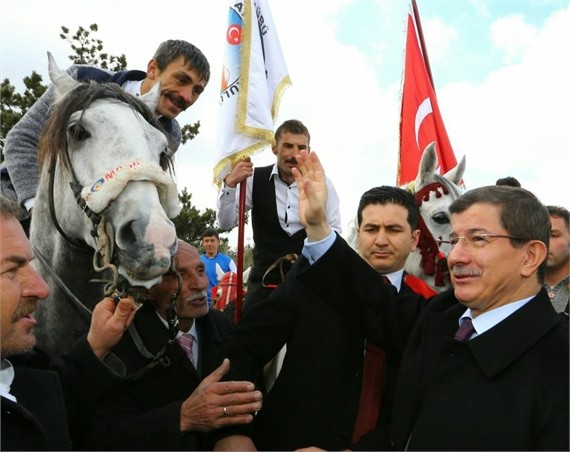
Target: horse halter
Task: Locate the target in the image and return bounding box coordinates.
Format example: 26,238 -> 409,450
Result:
414,181 -> 450,288
47,153 -> 122,298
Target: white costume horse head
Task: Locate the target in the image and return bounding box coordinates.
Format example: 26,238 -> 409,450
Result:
346,142 -> 465,293
31,53 -> 181,355
404,142 -> 465,292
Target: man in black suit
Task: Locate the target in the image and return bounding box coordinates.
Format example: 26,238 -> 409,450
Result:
85,240 -> 262,451
0,195 -> 137,450
293,150 -> 569,451
212,186 -> 434,451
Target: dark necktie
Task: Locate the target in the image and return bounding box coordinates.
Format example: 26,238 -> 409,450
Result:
454,317 -> 475,342
352,342 -> 386,442
351,274 -> 394,442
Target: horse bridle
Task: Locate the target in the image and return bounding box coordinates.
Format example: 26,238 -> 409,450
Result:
45,137 -> 185,376
47,152 -> 124,298
125,267 -> 183,381
413,177 -> 461,288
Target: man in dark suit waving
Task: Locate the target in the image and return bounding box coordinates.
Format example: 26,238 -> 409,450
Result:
293,150 -> 568,451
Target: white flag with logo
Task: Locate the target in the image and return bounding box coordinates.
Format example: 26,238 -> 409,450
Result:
214,0 -> 291,185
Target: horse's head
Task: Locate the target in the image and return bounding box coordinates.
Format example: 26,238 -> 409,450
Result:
411,142 -> 465,255
37,53 -> 180,289
404,142 -> 466,290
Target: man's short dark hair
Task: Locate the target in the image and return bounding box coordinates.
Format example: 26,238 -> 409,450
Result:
495,176 -> 521,187
357,186 -> 420,231
546,205 -> 569,230
153,40 -> 210,83
450,185 -> 550,280
274,119 -> 310,145
201,228 -> 219,240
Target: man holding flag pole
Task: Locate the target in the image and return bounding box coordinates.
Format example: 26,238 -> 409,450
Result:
214,1 -> 341,321
213,0 -> 290,324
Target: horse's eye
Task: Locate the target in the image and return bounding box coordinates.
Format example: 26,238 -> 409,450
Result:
68,124 -> 91,141
432,212 -> 450,225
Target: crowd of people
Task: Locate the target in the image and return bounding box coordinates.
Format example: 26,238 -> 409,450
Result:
1,38 -> 568,451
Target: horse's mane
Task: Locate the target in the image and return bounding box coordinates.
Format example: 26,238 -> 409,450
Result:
38,81 -> 174,173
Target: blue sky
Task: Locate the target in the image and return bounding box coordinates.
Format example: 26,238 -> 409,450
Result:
1,0 -> 569,244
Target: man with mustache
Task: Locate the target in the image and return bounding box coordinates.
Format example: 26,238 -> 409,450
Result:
0,195 -> 137,450
1,39 -> 210,233
84,240 -> 263,451
217,119 -> 342,311
292,150 -> 568,451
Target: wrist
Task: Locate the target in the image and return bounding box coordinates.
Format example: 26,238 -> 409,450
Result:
223,176 -> 236,188
306,224 -> 332,243
87,332 -> 108,361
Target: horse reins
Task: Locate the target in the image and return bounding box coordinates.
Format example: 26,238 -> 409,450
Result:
125,266 -> 183,382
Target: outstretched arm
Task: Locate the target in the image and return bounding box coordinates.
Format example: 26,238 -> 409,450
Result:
291,150 -> 331,243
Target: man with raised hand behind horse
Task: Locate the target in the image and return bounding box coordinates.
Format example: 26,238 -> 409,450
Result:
0,195 -> 137,450
292,150 -> 568,451
84,240 -> 262,451
211,186 -> 434,451
1,39 -> 210,232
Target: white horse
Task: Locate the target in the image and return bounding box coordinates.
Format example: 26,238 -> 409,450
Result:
31,53 -> 181,356
347,143 -> 466,293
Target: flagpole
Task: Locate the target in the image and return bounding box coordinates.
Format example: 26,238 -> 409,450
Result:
411,0 -> 434,87
235,183 -> 246,324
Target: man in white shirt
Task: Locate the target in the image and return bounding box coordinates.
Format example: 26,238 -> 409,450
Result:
217,119 -> 341,310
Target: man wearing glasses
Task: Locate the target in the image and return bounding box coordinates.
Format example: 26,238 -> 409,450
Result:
291,151 -> 568,451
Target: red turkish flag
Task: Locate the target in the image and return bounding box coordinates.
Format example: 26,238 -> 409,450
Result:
398,5 -> 457,186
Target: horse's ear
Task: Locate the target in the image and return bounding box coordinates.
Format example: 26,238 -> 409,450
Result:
215,263 -> 225,284
443,155 -> 466,186
414,142 -> 438,190
140,82 -> 161,112
47,52 -> 79,101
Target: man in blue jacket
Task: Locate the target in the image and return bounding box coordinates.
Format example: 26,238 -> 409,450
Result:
1,39 -> 210,227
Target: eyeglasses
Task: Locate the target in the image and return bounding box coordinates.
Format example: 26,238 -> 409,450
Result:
437,233 -> 530,250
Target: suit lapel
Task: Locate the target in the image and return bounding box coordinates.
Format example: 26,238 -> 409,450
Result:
470,289 -> 561,378
195,314 -> 225,377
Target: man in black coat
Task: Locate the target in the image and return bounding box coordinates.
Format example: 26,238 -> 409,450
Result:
292,150 -> 569,451
212,186 -> 436,451
85,241 -> 262,451
0,196 -> 137,450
